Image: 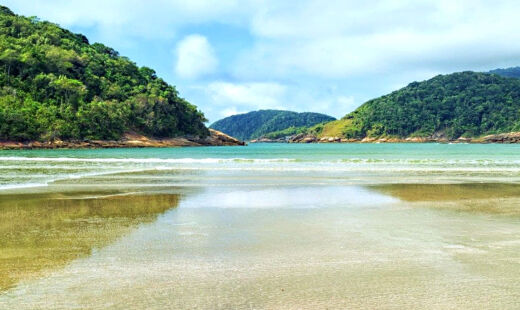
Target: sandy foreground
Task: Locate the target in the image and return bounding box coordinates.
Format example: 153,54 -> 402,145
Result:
1,182 -> 519,309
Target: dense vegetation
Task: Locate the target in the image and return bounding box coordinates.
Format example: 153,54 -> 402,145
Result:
329,71 -> 520,139
489,67 -> 520,79
210,110 -> 335,141
263,126 -> 309,140
0,6 -> 208,141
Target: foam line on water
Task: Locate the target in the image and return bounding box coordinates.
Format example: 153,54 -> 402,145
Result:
0,157 -> 296,164
2,156 -> 520,166
0,168 -> 165,191
0,182 -> 50,190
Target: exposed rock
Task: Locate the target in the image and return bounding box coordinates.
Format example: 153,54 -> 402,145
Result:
430,130 -> 447,140
302,136 -> 317,143
280,132 -> 520,144
287,133 -> 318,143
193,129 -> 246,146
478,132 -> 520,143
288,133 -> 306,143
405,137 -> 434,143
315,136 -> 342,143
0,129 -> 245,149
361,137 -> 377,143
456,137 -> 472,143
249,137 -> 286,143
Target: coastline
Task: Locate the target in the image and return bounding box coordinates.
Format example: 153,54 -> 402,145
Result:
250,132 -> 520,144
0,129 -> 245,150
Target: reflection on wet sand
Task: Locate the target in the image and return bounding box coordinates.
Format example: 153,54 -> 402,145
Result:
0,191 -> 179,291
371,183 -> 520,215
2,185 -> 520,309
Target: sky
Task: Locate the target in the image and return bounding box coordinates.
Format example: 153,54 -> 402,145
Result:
3,0 -> 520,123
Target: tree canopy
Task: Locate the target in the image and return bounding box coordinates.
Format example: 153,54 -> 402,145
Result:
335,71 -> 520,139
0,6 -> 208,141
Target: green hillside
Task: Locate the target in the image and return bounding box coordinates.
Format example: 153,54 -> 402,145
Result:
210,110 -> 335,141
0,6 -> 208,142
320,71 -> 520,140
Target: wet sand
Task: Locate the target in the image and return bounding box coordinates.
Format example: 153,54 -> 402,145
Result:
0,190 -> 179,291
373,183 -> 520,215
1,184 -> 520,309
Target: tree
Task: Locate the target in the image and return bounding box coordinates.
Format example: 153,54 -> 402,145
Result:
50,76 -> 86,110
0,48 -> 19,83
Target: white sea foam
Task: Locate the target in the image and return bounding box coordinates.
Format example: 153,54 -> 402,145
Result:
0,182 -> 49,190
0,168 -> 160,191
0,157 -> 297,164
2,155 -> 520,165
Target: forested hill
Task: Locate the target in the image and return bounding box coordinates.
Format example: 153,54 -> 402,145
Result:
210,110 -> 335,141
489,67 -> 520,79
324,71 -> 520,140
0,6 -> 208,142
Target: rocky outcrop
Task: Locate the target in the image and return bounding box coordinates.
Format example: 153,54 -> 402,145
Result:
196,129 -> 246,146
288,133 -> 317,143
477,132 -> 520,143
250,137 -> 287,143
283,132 -> 520,144
0,129 -> 245,149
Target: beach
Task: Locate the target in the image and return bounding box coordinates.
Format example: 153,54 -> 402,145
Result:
1,144 -> 520,309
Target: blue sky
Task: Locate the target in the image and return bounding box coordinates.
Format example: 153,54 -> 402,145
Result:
3,0 -> 520,123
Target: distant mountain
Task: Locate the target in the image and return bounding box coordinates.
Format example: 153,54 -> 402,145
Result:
313,71 -> 520,140
489,67 -> 520,79
210,110 -> 336,141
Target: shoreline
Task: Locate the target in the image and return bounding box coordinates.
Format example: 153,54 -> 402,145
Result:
0,129 -> 245,150
250,132 -> 520,144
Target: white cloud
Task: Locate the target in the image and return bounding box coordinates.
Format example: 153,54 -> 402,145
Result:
1,0 -> 250,40
175,35 -> 218,79
220,107 -> 246,118
202,81 -> 288,120
336,96 -> 357,113
232,0 -> 520,80
207,81 -> 286,108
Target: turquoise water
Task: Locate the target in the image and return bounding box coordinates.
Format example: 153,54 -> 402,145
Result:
3,143 -> 520,161
1,143 -> 520,190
